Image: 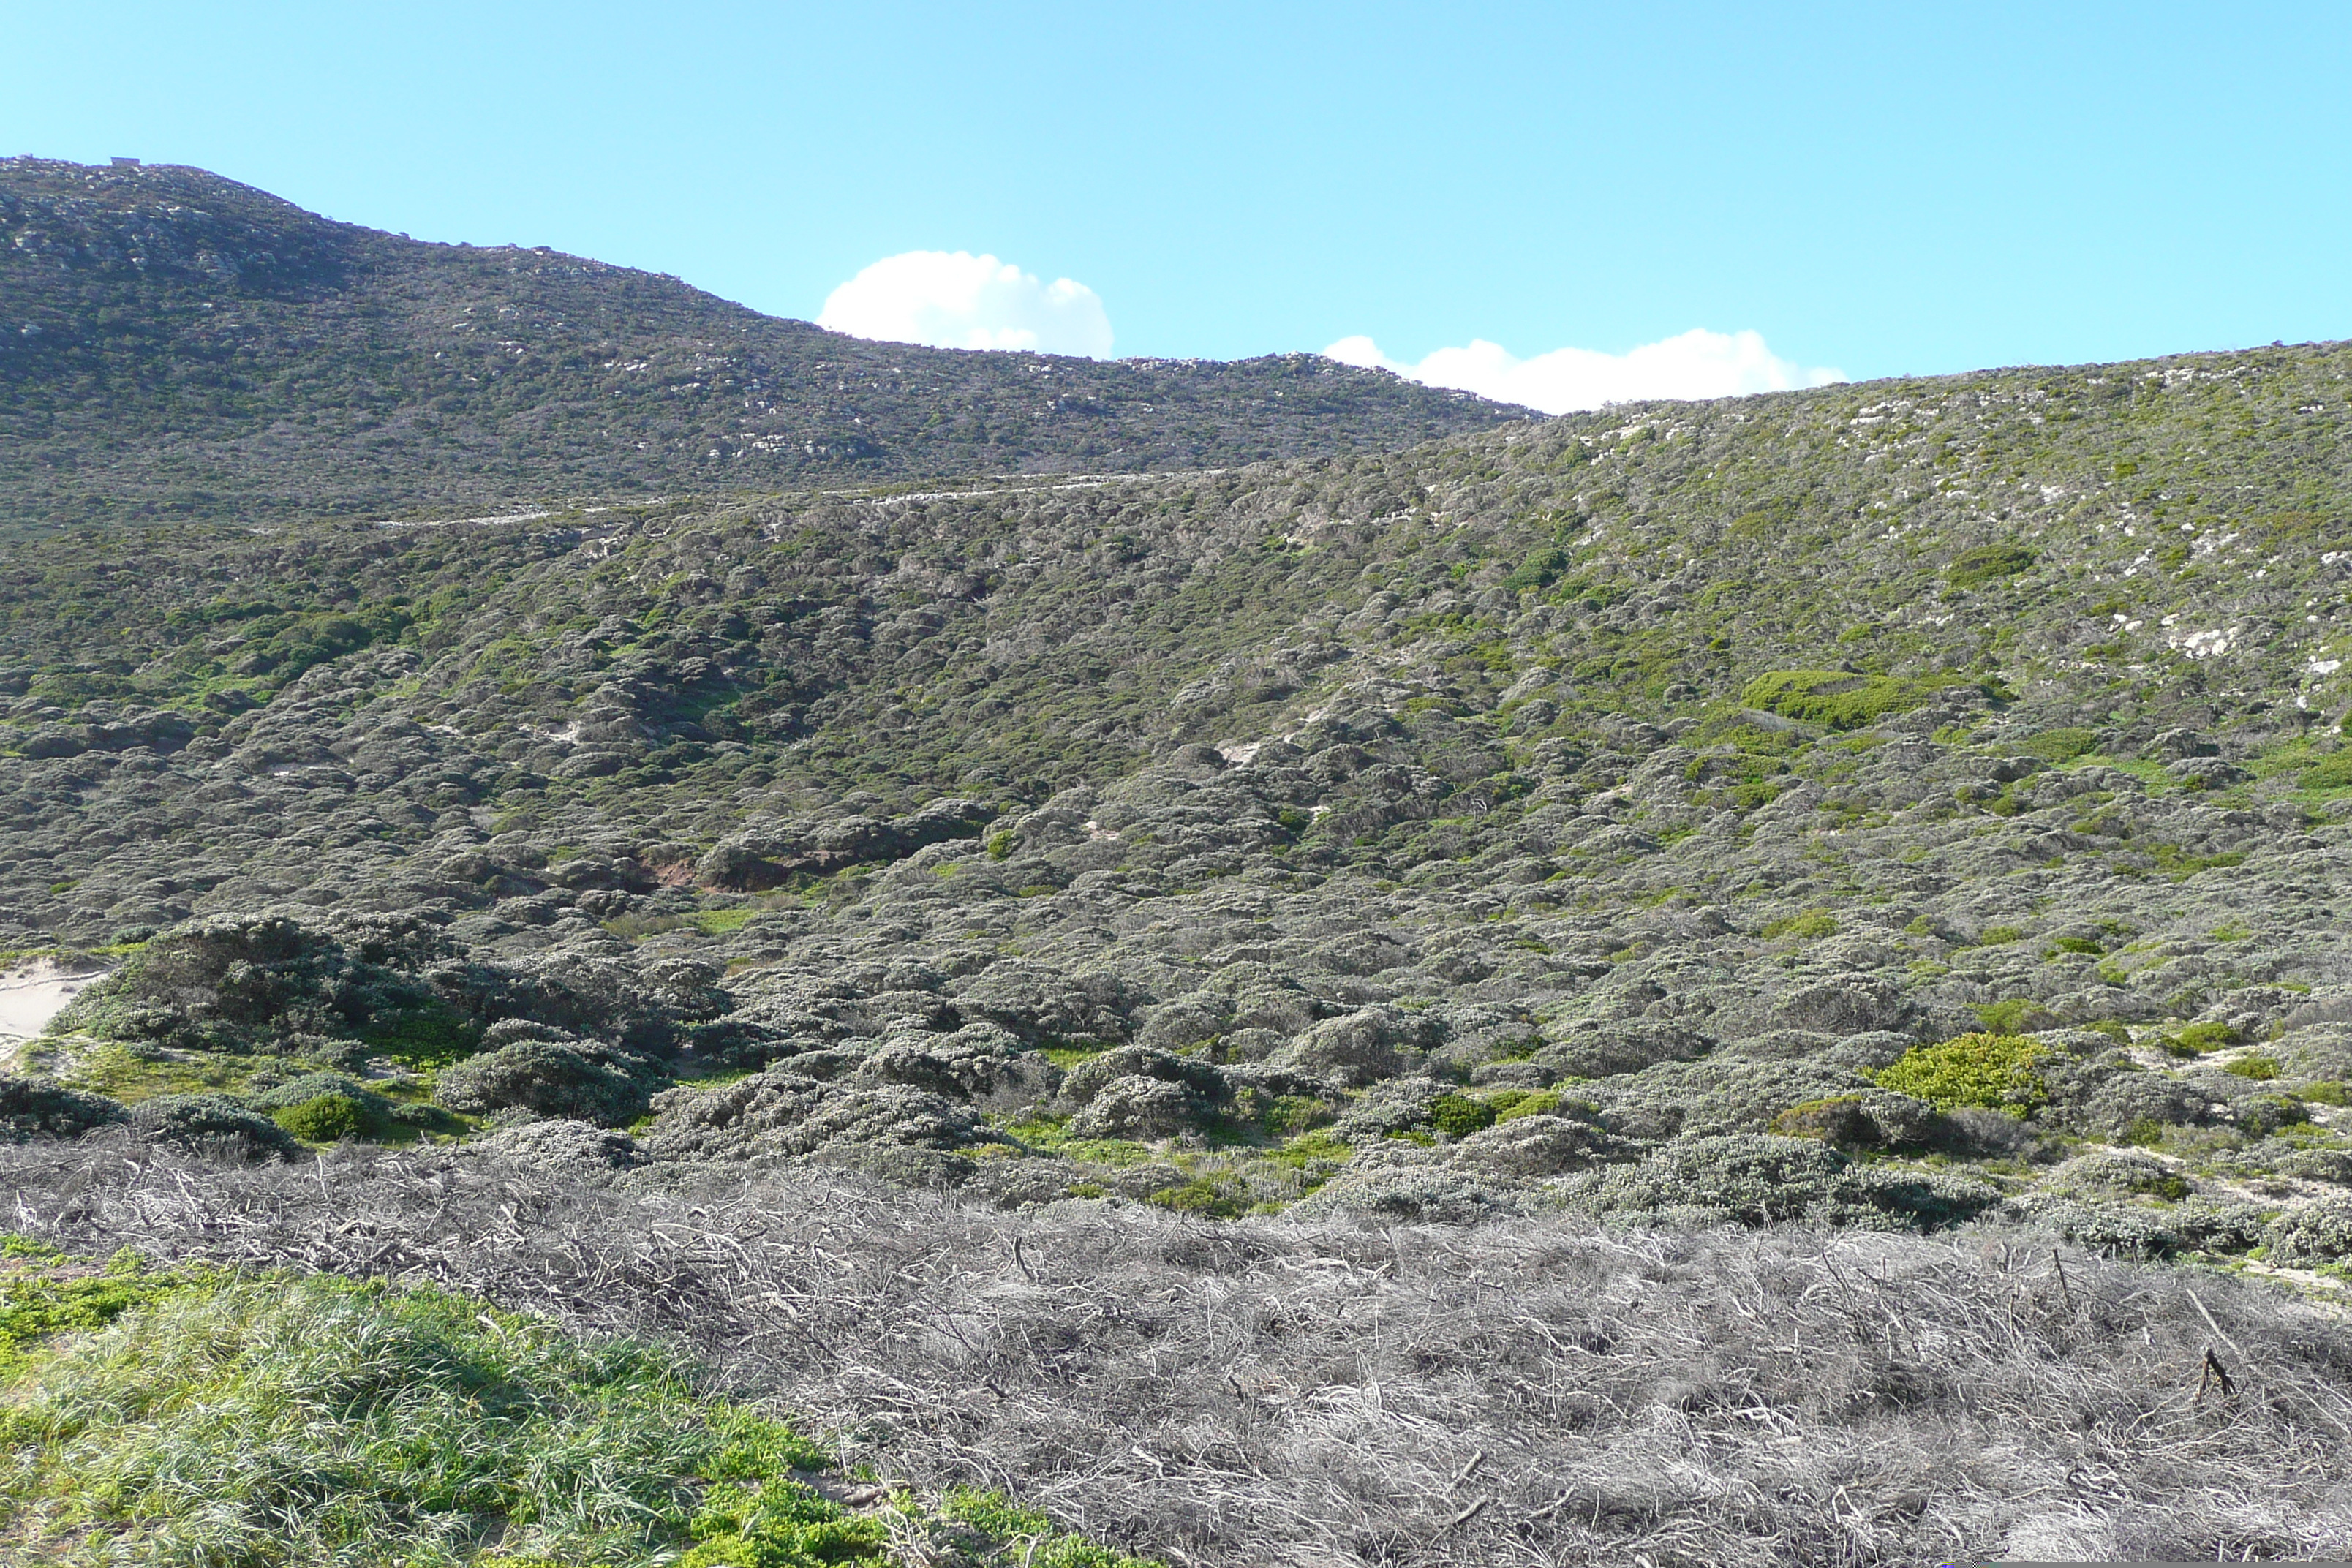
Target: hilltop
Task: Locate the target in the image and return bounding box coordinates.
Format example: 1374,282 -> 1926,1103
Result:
0,157 -> 1524,529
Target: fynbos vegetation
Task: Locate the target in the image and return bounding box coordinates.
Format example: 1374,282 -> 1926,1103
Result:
6,162 -> 2352,1562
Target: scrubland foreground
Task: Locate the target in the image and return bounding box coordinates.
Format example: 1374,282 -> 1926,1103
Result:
7,334 -> 2352,1561
0,1139 -> 2348,1565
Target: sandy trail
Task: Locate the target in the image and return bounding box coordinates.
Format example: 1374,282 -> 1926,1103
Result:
0,961 -> 104,1044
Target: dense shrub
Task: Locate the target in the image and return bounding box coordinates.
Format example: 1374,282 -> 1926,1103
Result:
1873,1034 -> 2048,1115
432,1036 -> 664,1128
2263,1194 -> 2352,1264
50,911 -> 470,1060
1571,1134 -> 2001,1230
126,1095 -> 299,1161
1427,1093 -> 1496,1139
0,1078 -> 127,1142
273,1094 -> 366,1142
1771,1091 -> 1943,1150
1946,543 -> 2036,587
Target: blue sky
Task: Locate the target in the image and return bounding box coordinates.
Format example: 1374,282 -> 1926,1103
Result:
7,1 -> 2349,406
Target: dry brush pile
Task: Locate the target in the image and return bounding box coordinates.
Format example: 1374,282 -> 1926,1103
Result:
5,1136 -> 2348,1567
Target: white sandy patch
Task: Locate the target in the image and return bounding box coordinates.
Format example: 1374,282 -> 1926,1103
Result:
0,961 -> 107,1042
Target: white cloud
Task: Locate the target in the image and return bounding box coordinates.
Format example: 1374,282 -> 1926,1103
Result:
818,251 -> 1112,358
1324,328 -> 1842,414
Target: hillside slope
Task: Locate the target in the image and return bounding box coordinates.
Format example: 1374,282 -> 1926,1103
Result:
0,157 -> 1523,528
4,337 -> 2352,1273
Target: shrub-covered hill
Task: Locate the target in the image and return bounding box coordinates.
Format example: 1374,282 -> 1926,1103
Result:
7,336 -> 2352,1254
0,157 -> 1523,530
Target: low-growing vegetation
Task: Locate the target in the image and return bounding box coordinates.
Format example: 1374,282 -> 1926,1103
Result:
0,1145 -> 2346,1567
10,184 -> 2352,1562
0,1243 -> 1159,1567
1874,1033 -> 2048,1114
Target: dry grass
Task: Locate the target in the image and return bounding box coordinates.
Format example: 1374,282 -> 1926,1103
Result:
4,1136 -> 2350,1567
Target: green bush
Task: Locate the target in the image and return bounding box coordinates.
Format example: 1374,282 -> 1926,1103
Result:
1947,544 -> 2036,587
271,1093 -> 365,1143
1145,1174 -> 1254,1219
1485,1088 -> 1563,1123
1762,911 -> 1838,941
1503,546 -> 1572,593
1428,1093 -> 1497,1139
2224,1056 -> 2281,1081
2048,936 -> 2103,955
1872,1033 -> 2048,1115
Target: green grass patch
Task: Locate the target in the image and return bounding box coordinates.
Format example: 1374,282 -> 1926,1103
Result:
52,1042 -> 253,1104
1266,1130 -> 1353,1169
1740,670 -> 1963,731
1969,998 -> 2052,1034
2144,844 -> 2247,881
2302,753 -> 2352,791
0,1253 -> 1161,1567
1000,1117 -> 1156,1166
2161,1020 -> 2240,1056
1145,1172 -> 1256,1219
361,1004 -> 481,1069
2019,728 -> 2098,763
1761,911 -> 1839,941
